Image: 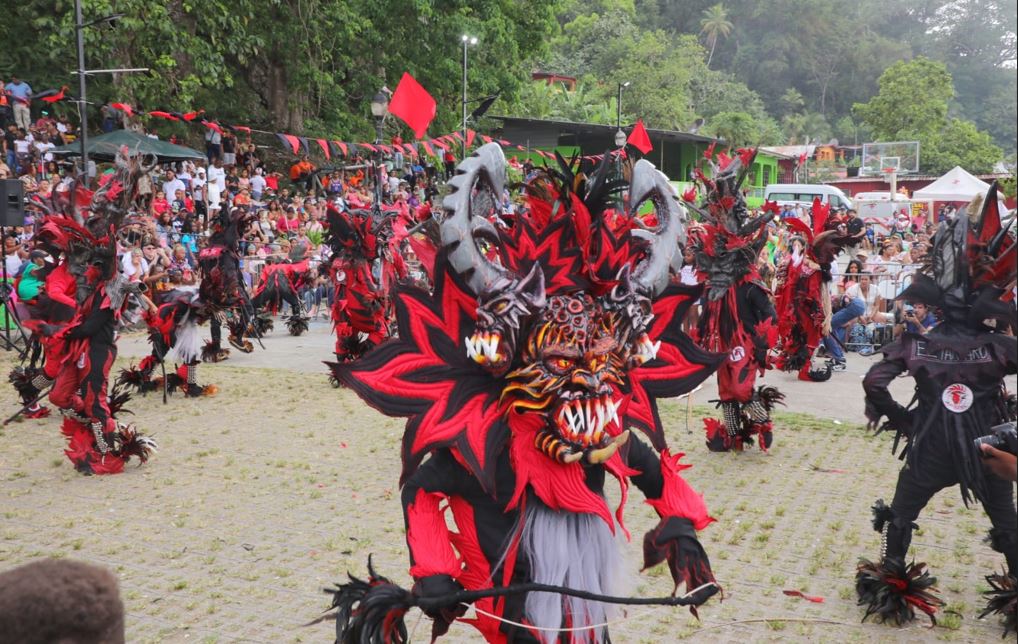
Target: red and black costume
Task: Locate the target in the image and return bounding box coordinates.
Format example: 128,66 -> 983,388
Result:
10,148 -> 157,474
856,185 -> 1017,633
117,290 -> 218,398
686,150 -> 781,452
251,247 -> 311,336
197,208 -> 267,359
325,205 -> 407,362
328,145 -> 724,642
773,200 -> 863,381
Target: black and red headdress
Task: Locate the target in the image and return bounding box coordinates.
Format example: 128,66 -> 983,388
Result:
899,183 -> 1016,327
334,143 -> 721,525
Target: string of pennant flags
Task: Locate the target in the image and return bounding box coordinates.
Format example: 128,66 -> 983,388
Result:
38,71 -> 654,163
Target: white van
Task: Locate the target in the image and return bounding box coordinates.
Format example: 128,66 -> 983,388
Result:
763,183 -> 854,210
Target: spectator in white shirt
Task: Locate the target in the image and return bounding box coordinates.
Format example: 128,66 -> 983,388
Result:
162,169 -> 186,202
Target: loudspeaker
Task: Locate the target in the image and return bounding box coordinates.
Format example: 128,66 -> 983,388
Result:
0,179 -> 25,227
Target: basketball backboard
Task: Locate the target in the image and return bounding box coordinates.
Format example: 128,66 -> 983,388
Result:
859,141 -> 920,176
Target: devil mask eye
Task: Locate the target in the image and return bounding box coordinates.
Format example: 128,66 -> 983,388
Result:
545,356 -> 574,375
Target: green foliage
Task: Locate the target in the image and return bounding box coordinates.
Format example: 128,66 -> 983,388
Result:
699,3 -> 733,67
705,111 -> 773,147
922,119 -> 1004,175
1,0 -> 560,143
854,58 -> 1003,173
853,58 -> 953,140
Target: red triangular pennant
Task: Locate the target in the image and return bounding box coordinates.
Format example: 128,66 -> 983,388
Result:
627,119 -> 653,155
335,140 -> 348,157
388,72 -> 437,139
277,133 -> 301,154
421,140 -> 436,156
465,129 -> 476,148
111,102 -> 134,117
317,139 -> 331,160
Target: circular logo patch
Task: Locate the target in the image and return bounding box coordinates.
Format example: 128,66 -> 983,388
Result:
729,346 -> 745,362
942,383 -> 973,413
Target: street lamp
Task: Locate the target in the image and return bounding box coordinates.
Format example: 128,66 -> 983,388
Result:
461,34 -> 478,158
615,80 -> 631,142
74,0 -> 124,186
370,90 -> 389,218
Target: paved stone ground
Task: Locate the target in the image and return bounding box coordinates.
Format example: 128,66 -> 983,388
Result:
1,321 -> 1014,643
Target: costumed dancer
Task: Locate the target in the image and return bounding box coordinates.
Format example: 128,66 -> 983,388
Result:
325,145 -> 724,642
196,207 -> 269,360
117,289 -> 219,398
686,149 -> 782,452
324,204 -> 406,363
773,199 -> 864,382
856,184 -> 1017,634
251,243 -> 312,336
12,148 -> 157,474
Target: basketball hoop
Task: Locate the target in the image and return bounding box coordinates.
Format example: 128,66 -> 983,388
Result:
882,167 -> 897,175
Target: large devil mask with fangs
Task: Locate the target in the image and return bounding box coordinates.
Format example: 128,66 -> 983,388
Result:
334,143 -> 722,490
502,293 -> 628,464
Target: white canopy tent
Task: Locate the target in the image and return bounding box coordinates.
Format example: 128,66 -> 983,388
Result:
913,166 -> 991,202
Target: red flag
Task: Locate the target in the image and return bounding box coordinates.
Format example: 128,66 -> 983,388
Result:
388,72 -> 437,139
481,135 -> 493,144
361,142 -> 377,153
465,129 -> 476,148
431,139 -> 449,152
421,140 -> 436,156
230,124 -> 251,134
798,153 -> 807,165
627,119 -> 653,154
40,86 -> 68,103
277,133 -> 301,154
111,102 -> 133,117
182,109 -> 204,121
148,111 -> 178,121
334,141 -> 348,157
202,120 -> 224,135
316,139 -> 331,160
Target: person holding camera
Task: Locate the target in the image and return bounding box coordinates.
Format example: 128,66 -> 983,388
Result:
856,190 -> 1016,632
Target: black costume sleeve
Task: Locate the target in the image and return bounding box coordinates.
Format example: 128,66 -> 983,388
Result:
66,305 -> 114,340
862,344 -> 911,432
626,435 -> 665,499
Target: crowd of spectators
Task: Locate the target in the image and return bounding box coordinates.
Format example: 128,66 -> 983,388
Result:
1,74 -> 451,321
4,74 -> 990,360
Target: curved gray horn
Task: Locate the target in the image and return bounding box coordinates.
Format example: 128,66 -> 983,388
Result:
440,142 -> 511,295
628,159 -> 688,296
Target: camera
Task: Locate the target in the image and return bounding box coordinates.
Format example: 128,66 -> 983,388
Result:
974,422 -> 1018,455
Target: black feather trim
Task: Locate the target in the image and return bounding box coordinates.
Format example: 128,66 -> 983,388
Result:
286,315 -> 309,336
855,558 -> 943,626
756,385 -> 785,412
870,499 -> 895,533
325,556 -> 411,644
202,340 -> 230,363
979,572 -> 1017,638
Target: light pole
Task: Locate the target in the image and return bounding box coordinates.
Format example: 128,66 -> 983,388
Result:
73,2 -> 125,186
461,34 -> 478,159
370,90 -> 389,219
615,81 -> 631,145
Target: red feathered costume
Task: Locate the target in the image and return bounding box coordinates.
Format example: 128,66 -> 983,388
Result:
688,150 -> 782,452
773,199 -> 864,382
10,148 -> 157,474
327,145 -> 724,642
324,205 -> 408,362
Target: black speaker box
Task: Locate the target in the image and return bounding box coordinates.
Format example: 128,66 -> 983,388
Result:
0,179 -> 25,227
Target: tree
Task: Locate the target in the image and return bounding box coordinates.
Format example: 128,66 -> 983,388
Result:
854,58 -> 1003,173
922,119 -> 1003,175
853,58 -> 953,140
706,112 -> 757,147
699,4 -> 732,67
